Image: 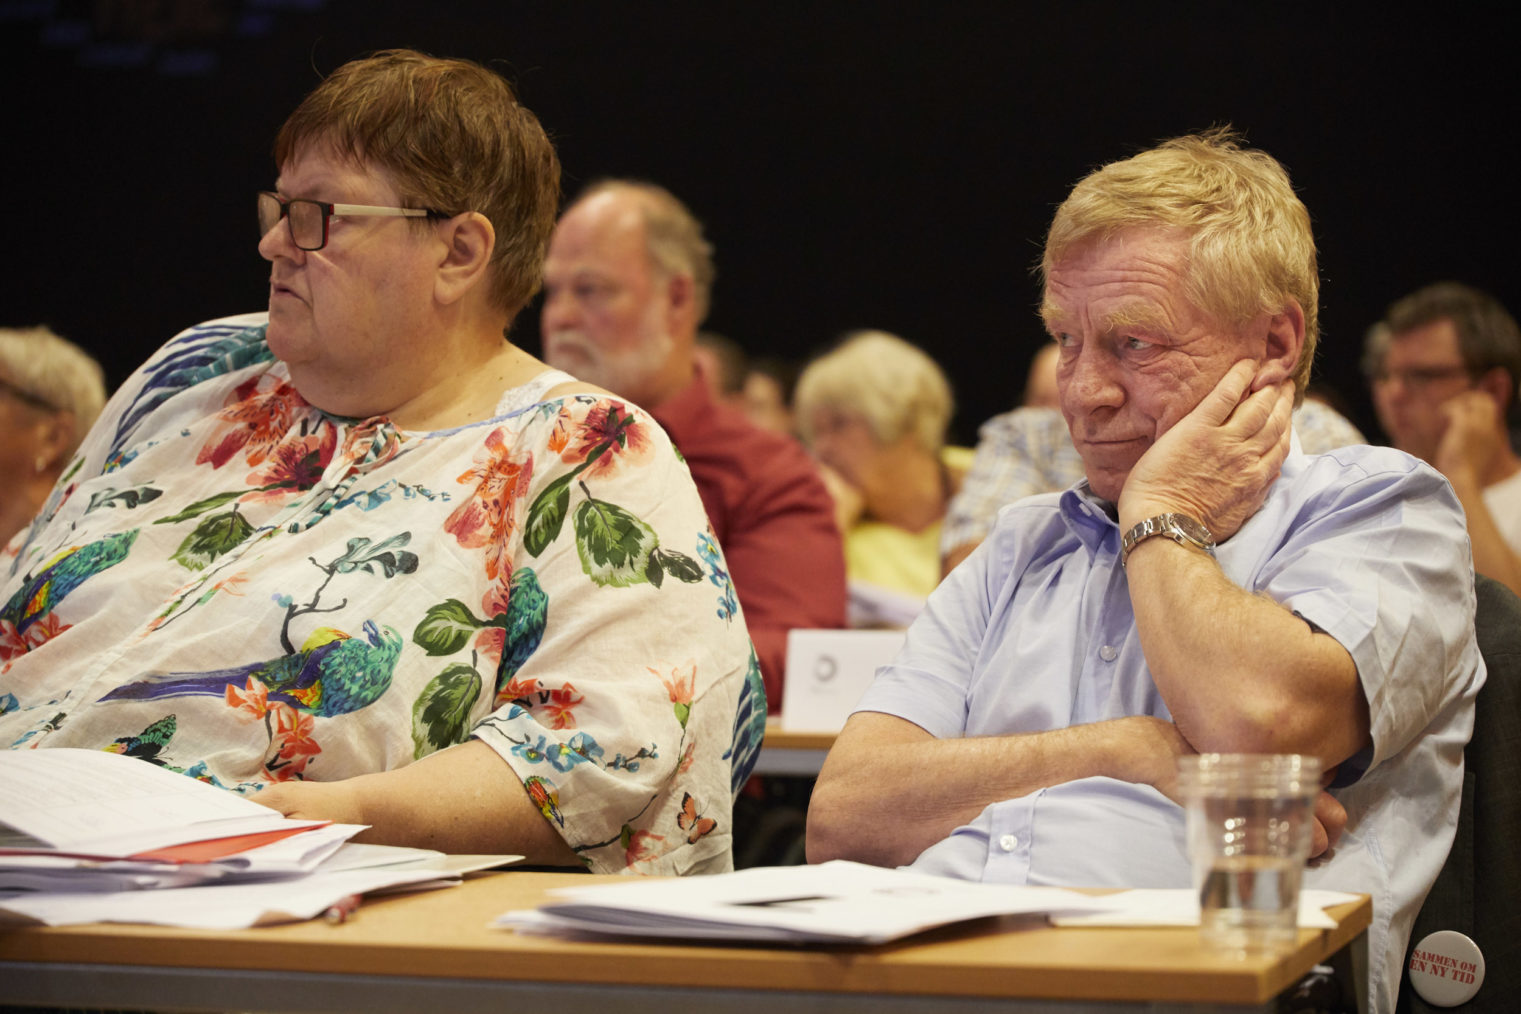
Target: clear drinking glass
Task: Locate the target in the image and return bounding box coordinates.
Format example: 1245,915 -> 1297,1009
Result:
1177,753 -> 1321,955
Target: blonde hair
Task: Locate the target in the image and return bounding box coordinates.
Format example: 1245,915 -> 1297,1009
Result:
794,330 -> 953,454
0,326 -> 107,452
1041,126 -> 1319,399
573,180 -> 716,324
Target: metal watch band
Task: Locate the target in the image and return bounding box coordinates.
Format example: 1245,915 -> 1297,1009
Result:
1120,512 -> 1215,568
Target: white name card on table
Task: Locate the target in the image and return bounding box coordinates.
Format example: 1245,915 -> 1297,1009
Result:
779,629 -> 906,733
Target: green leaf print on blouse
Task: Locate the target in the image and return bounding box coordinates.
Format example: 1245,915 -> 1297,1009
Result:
522,470 -> 572,558
329,533 -> 420,579
411,567 -> 548,755
154,490 -> 249,525
528,476 -> 707,591
646,546 -> 704,588
171,507 -> 255,571
411,662 -> 482,757
573,485 -> 659,587
146,381 -> 344,576
515,399 -> 702,588
85,486 -> 163,513
413,569 -> 546,679
413,599 -> 485,657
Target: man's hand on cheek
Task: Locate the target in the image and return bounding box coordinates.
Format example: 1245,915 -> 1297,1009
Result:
1119,360 -> 1294,543
1434,389 -> 1506,483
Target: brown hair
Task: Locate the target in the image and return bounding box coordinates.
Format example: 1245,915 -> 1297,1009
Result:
1384,281 -> 1521,414
275,49 -> 561,318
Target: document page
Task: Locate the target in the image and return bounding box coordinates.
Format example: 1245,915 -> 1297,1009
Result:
0,748 -> 316,856
499,861 -> 1116,944
0,865 -> 464,929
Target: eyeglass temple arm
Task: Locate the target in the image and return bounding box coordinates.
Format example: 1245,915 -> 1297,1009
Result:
327,203 -> 432,217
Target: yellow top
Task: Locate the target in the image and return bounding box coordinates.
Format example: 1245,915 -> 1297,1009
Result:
844,445 -> 974,601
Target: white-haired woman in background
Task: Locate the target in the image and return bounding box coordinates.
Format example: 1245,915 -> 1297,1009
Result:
0,327 -> 106,547
795,330 -> 969,626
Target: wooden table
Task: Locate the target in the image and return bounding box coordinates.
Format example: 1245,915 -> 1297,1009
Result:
752,726 -> 837,776
0,870 -> 1371,1013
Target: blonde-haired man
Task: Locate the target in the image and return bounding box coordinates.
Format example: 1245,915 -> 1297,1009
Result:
809,129 -> 1482,1013
542,180 -> 845,705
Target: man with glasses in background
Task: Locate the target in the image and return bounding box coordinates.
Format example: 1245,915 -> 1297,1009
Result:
1366,282 -> 1521,594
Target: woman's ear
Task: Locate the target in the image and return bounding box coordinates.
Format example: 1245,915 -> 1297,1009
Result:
33,411 -> 75,475
434,212 -> 496,306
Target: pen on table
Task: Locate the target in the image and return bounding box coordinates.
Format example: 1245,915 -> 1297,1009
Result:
324,894 -> 362,925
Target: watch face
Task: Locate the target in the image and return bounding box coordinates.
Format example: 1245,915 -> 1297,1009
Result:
1120,512 -> 1215,567
1170,514 -> 1213,544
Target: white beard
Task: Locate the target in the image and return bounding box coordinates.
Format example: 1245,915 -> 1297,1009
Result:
543,328 -> 673,406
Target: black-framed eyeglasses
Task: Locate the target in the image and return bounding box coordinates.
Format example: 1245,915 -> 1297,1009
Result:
257,191 -> 438,252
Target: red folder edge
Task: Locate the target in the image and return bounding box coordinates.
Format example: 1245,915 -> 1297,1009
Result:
129,822 -> 331,864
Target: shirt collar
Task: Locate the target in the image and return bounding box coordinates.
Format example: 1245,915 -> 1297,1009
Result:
1059,481 -> 1117,559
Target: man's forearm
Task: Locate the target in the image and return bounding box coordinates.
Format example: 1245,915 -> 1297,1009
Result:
1446,470 -> 1521,597
1123,536 -> 1369,763
806,711 -> 1190,868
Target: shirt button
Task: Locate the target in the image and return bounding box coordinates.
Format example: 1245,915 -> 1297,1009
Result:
1099,645 -> 1118,662
999,834 -> 1019,852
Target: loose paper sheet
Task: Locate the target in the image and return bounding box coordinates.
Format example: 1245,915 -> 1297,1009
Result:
0,748 -> 324,856
1049,887 -> 1363,929
498,861 -> 1113,944
497,862 -> 1362,945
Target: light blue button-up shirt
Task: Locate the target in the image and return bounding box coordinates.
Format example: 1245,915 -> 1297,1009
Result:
857,440 -> 1484,1014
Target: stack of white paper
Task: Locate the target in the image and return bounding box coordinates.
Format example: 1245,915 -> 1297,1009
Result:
497,861 -> 1364,946
498,861 -> 1117,944
0,749 -> 519,928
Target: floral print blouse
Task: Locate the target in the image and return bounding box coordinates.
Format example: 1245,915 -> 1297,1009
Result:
0,314 -> 764,875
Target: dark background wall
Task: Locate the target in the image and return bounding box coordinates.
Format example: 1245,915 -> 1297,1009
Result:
3,1 -> 1516,445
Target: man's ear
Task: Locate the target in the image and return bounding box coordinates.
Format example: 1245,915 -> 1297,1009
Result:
1475,366 -> 1515,410
434,212 -> 496,306
664,271 -> 697,333
1253,301 -> 1306,389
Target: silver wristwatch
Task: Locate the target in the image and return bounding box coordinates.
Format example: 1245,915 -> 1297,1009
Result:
1120,512 -> 1215,568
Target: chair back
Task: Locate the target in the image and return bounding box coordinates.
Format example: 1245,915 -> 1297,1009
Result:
1399,574 -> 1521,1012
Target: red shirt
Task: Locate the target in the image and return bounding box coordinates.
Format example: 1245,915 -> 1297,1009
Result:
651,376 -> 847,711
